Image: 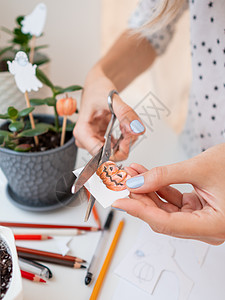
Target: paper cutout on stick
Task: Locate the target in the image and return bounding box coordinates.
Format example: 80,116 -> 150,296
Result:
21,3 -> 47,37
8,51 -> 42,93
73,167 -> 129,208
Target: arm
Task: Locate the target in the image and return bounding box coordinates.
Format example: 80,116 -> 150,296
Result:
74,29 -> 157,160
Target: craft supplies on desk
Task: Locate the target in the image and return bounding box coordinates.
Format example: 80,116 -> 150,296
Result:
0,222 -> 100,232
13,228 -> 85,236
19,257 -> 53,279
14,234 -> 52,241
85,210 -> 114,285
17,246 -> 87,269
90,219 -> 125,300
21,270 -> 46,283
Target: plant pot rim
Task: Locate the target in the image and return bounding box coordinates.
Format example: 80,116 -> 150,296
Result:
0,113 -> 76,157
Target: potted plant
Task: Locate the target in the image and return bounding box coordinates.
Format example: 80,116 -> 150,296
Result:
0,53 -> 82,211
0,5 -> 49,114
0,226 -> 23,300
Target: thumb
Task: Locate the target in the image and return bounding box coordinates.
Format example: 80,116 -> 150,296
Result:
113,94 -> 145,136
125,160 -> 197,193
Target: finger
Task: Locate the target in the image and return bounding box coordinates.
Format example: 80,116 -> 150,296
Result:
113,94 -> 145,136
112,197 -> 218,239
74,124 -> 104,155
130,192 -> 179,213
125,161 -> 195,193
129,163 -> 148,174
156,186 -> 183,208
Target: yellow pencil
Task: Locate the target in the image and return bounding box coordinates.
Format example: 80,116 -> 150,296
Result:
89,219 -> 125,300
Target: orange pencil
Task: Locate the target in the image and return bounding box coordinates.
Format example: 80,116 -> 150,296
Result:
85,188 -> 101,228
14,234 -> 52,241
21,270 -> 46,283
90,219 -> 124,300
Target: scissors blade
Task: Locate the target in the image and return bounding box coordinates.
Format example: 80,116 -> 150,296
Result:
72,147 -> 103,194
84,194 -> 96,222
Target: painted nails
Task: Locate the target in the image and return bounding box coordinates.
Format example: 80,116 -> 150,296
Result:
112,207 -> 126,212
126,176 -> 144,189
130,120 -> 145,134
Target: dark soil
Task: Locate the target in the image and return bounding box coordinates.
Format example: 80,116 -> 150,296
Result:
1,122 -> 73,152
0,240 -> 12,300
19,130 -> 72,152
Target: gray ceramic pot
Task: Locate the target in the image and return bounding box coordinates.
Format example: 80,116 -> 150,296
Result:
0,115 -> 77,211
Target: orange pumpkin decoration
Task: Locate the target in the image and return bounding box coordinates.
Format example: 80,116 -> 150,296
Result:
96,161 -> 131,191
56,97 -> 77,116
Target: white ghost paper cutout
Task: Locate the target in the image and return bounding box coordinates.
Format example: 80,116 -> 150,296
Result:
7,51 -> 43,93
21,3 -> 47,37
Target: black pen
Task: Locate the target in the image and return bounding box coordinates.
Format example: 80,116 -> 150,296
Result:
85,210 -> 114,285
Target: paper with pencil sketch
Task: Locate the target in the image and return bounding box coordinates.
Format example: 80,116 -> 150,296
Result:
73,167 -> 129,208
114,223 -> 194,300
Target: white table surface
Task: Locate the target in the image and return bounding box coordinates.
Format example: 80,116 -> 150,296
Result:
1,119 -> 225,300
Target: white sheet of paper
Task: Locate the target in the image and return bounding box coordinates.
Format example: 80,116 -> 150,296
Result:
21,3 -> 47,37
73,167 -> 129,208
114,223 -> 193,300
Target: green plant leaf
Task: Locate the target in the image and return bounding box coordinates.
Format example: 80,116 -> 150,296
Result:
34,45 -> 48,51
8,106 -> 18,119
1,26 -> 13,35
0,46 -> 13,57
60,122 -> 75,132
55,85 -> 83,95
36,68 -> 54,89
16,16 -> 24,26
30,98 -> 46,106
18,107 -> 34,117
0,113 -> 9,119
0,130 -> 11,138
4,140 -> 16,150
0,136 -> 4,145
14,144 -> 31,152
18,123 -> 52,137
46,97 -> 56,106
9,121 -> 24,132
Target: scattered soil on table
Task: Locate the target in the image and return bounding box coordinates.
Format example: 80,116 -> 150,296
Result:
0,240 -> 12,300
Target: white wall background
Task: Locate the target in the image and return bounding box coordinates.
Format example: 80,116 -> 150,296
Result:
0,0 -> 101,87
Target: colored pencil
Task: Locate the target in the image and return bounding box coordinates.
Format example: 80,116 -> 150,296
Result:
12,229 -> 85,236
0,222 -> 100,231
92,205 -> 101,229
16,246 -> 86,263
21,270 -> 46,283
89,219 -> 124,300
14,234 -> 52,241
18,252 -> 86,269
85,188 -> 101,228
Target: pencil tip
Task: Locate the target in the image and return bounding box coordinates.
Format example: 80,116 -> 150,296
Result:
48,236 -> 53,239
81,265 -> 86,269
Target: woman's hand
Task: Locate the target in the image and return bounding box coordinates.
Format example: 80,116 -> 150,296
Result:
73,67 -> 145,161
113,144 -> 225,244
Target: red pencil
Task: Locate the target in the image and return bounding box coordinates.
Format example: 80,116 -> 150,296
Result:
14,234 -> 52,241
0,222 -> 100,231
21,270 -> 46,283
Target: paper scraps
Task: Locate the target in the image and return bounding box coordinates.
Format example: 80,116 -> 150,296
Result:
73,167 -> 129,208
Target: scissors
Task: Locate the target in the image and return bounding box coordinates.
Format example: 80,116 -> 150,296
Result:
72,90 -> 122,222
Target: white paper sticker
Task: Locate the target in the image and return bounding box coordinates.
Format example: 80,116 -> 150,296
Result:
73,167 -> 129,208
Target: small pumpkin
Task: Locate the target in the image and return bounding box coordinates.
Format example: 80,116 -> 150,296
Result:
96,161 -> 131,191
56,97 -> 77,116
